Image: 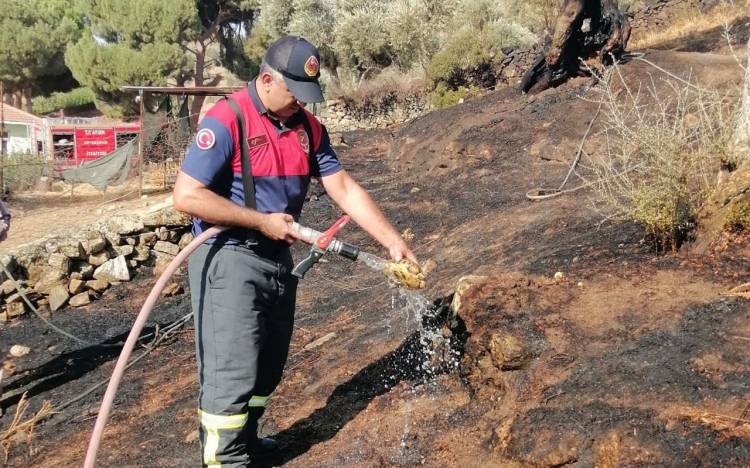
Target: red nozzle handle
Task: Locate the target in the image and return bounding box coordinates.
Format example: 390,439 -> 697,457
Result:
315,215 -> 350,249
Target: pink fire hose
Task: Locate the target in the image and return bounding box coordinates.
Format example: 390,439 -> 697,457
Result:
83,225 -> 226,468
83,217 -> 357,467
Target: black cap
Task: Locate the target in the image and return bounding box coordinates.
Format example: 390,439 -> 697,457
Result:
264,35 -> 324,104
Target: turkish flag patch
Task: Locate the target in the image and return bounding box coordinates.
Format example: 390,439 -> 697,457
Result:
196,128 -> 215,150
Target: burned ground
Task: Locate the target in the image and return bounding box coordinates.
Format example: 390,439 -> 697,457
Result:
2,40 -> 750,467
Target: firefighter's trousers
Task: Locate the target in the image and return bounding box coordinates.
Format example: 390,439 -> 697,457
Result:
188,240 -> 297,467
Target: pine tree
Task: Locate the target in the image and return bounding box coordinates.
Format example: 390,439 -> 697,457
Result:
0,0 -> 83,111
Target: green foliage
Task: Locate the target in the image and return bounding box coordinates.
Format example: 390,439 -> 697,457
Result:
32,87 -> 96,114
427,1 -> 535,90
0,0 -> 83,93
430,83 -> 480,109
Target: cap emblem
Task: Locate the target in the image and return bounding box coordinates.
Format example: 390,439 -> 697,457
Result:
304,56 -> 319,77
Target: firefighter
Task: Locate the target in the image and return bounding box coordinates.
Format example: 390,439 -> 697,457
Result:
173,35 -> 416,467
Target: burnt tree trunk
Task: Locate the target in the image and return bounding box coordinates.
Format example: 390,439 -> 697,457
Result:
521,0 -> 631,94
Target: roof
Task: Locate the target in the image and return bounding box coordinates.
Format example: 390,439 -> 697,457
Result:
120,86 -> 243,96
1,103 -> 43,126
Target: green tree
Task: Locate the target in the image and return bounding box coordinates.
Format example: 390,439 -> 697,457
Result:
0,0 -> 83,111
67,0 -> 258,122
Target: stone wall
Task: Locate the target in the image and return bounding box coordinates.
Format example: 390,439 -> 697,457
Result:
0,203 -> 192,321
317,93 -> 429,133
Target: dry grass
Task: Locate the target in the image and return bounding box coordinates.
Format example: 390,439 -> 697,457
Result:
581,60 -> 739,250
630,1 -> 750,49
0,393 -> 55,463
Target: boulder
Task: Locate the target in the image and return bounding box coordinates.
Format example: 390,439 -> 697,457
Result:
133,245 -> 151,262
139,232 -> 158,247
105,215 -> 144,236
93,256 -> 130,283
69,278 -> 86,295
450,275 -> 488,315
152,251 -> 176,277
82,235 -> 107,255
69,292 -> 91,307
1,279 -> 18,296
114,245 -> 134,257
71,262 -> 95,280
178,232 -> 194,250
157,226 -> 170,241
59,241 -> 86,260
154,241 -> 180,256
142,204 -> 191,227
34,270 -> 66,295
48,285 -> 70,312
6,301 -> 27,318
161,282 -> 184,297
86,279 -> 110,292
47,253 -> 71,275
88,251 -> 111,267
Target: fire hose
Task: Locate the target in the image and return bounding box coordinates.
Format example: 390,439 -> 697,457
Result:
83,216 -> 362,468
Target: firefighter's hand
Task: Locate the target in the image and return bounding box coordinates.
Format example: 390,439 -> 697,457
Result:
260,213 -> 303,244
387,237 -> 417,264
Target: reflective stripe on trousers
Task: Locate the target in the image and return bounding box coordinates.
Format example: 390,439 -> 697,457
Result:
200,410 -> 248,466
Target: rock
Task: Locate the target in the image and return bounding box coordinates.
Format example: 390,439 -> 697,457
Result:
1,279 -> 17,296
86,279 -> 110,292
168,229 -> 179,243
106,215 -> 144,236
59,241 -> 86,260
161,282 -> 184,297
128,259 -> 138,269
88,251 -> 111,267
69,292 -> 91,307
34,270 -> 66,294
450,275 -> 488,315
142,205 -> 191,227
69,278 -> 86,295
126,237 -> 137,246
83,235 -> 107,255
133,245 -> 151,262
139,232 -> 158,247
49,285 -> 70,312
489,333 -> 527,370
154,241 -> 180,256
554,271 -> 564,282
71,262 -> 95,280
48,253 -> 71,274
94,256 -> 130,283
304,332 -> 337,350
152,251 -> 176,277
178,232 -> 194,249
410,187 -> 421,193
157,226 -> 170,241
6,301 -> 26,318
9,345 -> 31,358
114,245 -> 134,257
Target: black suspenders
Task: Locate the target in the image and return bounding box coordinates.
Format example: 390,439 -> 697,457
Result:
225,95 -> 315,211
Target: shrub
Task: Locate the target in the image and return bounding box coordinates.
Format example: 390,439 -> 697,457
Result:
725,201 -> 750,232
586,64 -> 736,251
430,83 -> 480,109
32,87 -> 96,115
2,153 -> 48,192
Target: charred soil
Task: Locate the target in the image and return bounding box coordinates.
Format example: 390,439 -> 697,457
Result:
2,44 -> 750,467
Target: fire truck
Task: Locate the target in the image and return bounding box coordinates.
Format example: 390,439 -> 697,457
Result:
46,118 -> 140,170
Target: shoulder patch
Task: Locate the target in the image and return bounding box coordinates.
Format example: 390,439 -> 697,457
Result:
196,128 -> 216,150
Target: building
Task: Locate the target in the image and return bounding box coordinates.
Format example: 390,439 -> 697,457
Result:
44,117 -> 140,169
0,103 -> 44,155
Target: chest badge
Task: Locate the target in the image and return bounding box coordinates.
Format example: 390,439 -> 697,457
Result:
297,129 -> 310,154
248,134 -> 268,149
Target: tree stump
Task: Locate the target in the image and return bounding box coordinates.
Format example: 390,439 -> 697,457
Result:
521,0 -> 631,94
